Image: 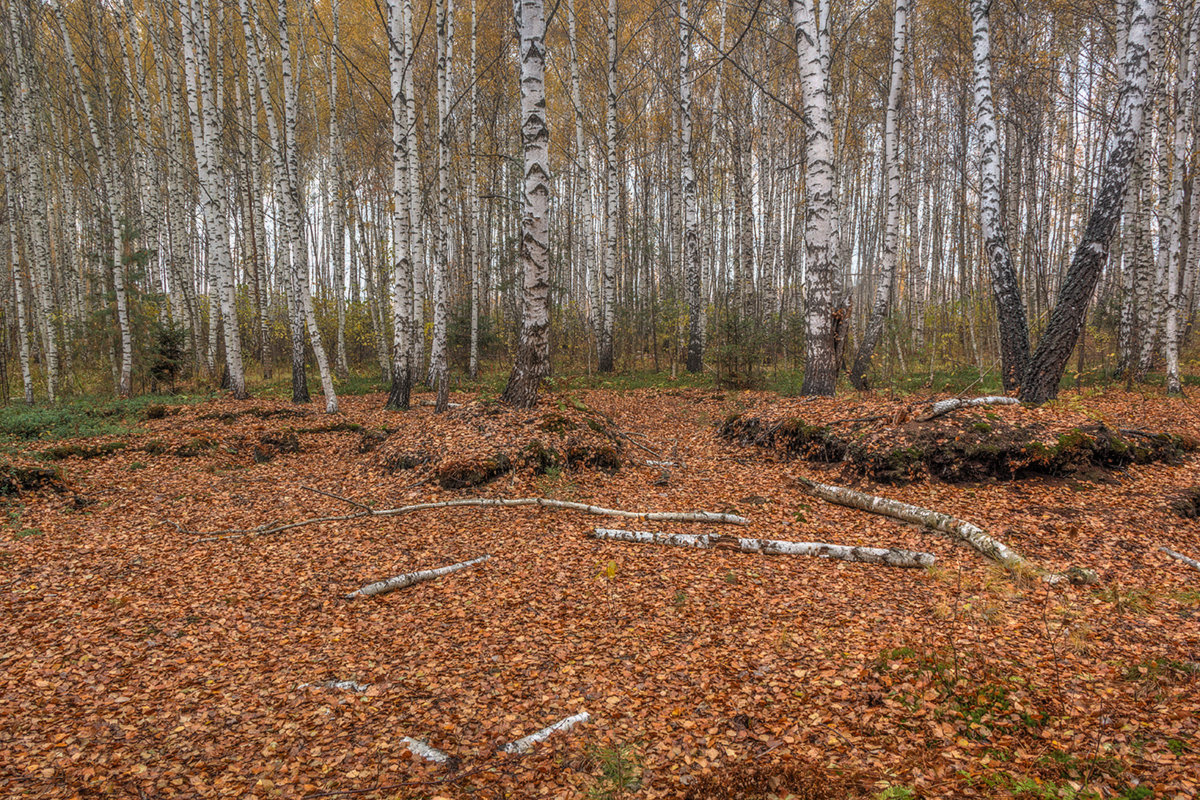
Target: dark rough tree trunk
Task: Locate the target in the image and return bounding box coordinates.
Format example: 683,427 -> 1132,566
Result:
1020,0 -> 1158,404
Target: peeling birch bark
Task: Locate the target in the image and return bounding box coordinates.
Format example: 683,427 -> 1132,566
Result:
921,396 -> 1020,420
795,476 -> 1096,584
501,712 -> 590,754
591,528 -> 935,568
1160,546 -> 1200,573
348,555 -> 491,598
402,737 -> 451,764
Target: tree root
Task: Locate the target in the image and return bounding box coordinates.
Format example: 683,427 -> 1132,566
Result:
591,528 -> 935,568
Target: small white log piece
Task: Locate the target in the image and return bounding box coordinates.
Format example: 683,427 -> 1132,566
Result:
402,737 -> 451,764
921,395 -> 1020,420
298,679 -> 369,692
347,554 -> 491,599
591,528 -> 935,568
501,712 -> 591,754
1160,546 -> 1200,573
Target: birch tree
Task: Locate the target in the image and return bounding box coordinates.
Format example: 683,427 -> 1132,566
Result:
848,0 -> 908,390
1021,0 -> 1159,403
791,0 -> 839,396
680,0 -> 703,374
598,0 -> 619,373
386,0 -> 414,410
501,0 -> 551,408
1165,2 -> 1197,395
429,0 -> 454,412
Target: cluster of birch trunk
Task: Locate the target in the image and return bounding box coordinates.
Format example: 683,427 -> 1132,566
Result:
0,0 -> 1191,408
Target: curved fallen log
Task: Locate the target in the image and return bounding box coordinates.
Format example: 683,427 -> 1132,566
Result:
794,476 -> 1097,585
500,712 -> 591,754
348,555 -> 491,599
1160,546 -> 1200,574
187,495 -> 750,542
920,396 -> 1020,421
590,528 -> 935,568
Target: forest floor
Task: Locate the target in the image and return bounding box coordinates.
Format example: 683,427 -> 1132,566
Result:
1,386 -> 1198,799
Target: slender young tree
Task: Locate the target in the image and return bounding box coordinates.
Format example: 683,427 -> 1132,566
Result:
429,0 -> 454,411
849,0 -> 909,390
598,0 -> 618,373
2,143 -> 34,405
386,0 -> 414,410
501,0 -> 552,408
680,0 -> 703,374
468,0 -> 482,380
1165,2 -> 1197,395
1021,0 -> 1159,403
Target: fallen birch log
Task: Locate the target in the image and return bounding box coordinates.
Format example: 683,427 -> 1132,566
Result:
1160,546 -> 1200,574
794,476 -> 1096,585
297,679 -> 369,692
501,712 -> 591,754
591,528 -> 935,568
921,396 -> 1020,421
402,737 -> 451,764
348,555 -> 491,599
188,495 -> 750,542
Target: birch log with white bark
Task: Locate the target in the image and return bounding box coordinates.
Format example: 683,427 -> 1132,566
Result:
501,0 -> 552,408
347,555 -> 491,598
402,737 -> 451,763
921,395 -> 1020,420
795,476 -> 1096,584
591,528 -> 936,568
501,712 -> 590,754
1160,546 -> 1200,573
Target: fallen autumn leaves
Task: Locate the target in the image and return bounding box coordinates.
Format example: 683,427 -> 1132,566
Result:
1,388 -> 1198,798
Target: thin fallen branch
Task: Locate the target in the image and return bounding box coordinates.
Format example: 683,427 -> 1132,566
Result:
348,555 -> 491,599
920,395 -> 1020,421
591,528 -> 935,568
794,476 -> 1096,585
644,460 -> 677,467
186,496 -> 750,542
402,737 -> 451,764
301,485 -> 372,511
500,712 -> 590,754
1160,546 -> 1200,573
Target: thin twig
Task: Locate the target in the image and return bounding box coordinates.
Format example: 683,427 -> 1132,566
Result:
300,485 -> 373,511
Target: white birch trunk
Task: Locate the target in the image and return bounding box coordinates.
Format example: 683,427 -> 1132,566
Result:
597,0 -> 618,373
501,0 -> 552,407
468,0 -> 481,380
567,0 -> 597,349
970,0 -> 1030,392
1165,4 -> 1197,395
680,0 -> 703,374
791,0 -> 838,396
429,0 -> 454,411
2,144 -> 33,405
330,0 -> 350,379
347,555 -> 491,598
386,0 -> 414,410
849,0 -> 907,390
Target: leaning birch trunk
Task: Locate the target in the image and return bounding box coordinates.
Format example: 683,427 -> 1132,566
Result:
849,0 -> 907,390
347,555 -> 491,598
7,0 -> 58,401
969,0 -> 1030,393
591,528 -> 936,568
921,395 -> 1020,420
279,0 -> 338,413
1165,7 -> 1197,395
386,0 -> 414,410
597,0 -> 618,374
50,0 -> 136,398
1020,0 -> 1159,403
501,0 -> 552,408
791,0 -> 838,396
2,146 -> 34,405
794,476 -> 1096,584
680,0 -> 704,374
1159,546 -> 1200,573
